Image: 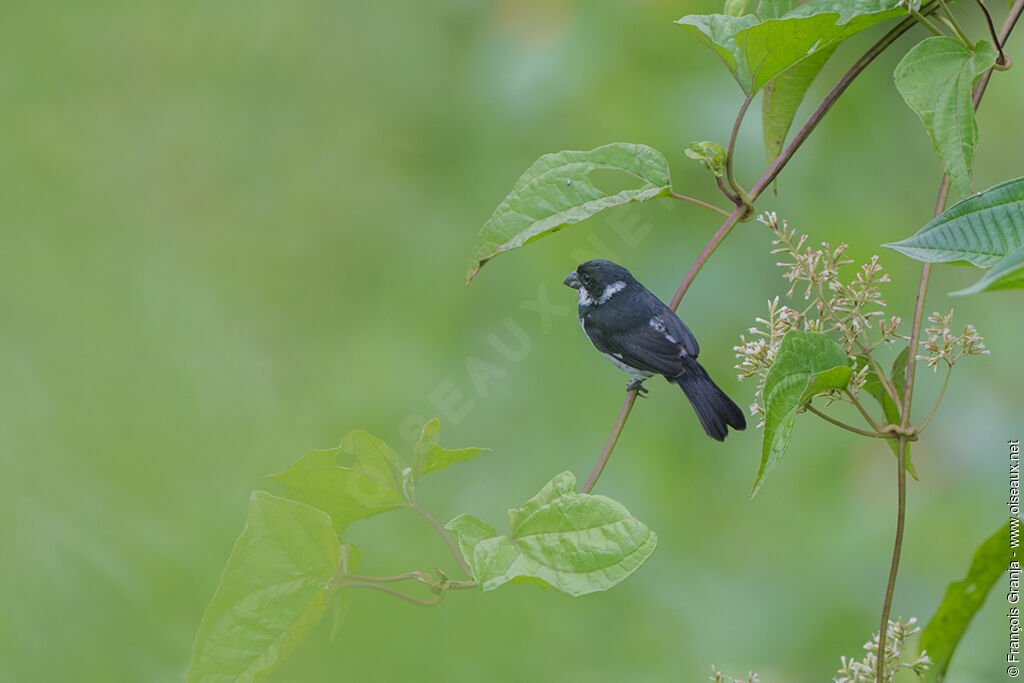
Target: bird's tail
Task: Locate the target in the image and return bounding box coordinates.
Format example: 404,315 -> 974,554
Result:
672,355 -> 746,441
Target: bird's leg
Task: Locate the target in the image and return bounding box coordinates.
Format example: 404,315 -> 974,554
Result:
626,378 -> 649,396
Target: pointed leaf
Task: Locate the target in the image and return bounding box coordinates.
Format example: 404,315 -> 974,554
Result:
188,492 -> 343,683
754,331 -> 852,498
467,143 -> 672,283
270,439 -> 408,534
446,472 -> 657,596
412,418 -> 488,482
920,520 -> 1015,681
894,38 -> 998,196
762,45 -> 837,166
678,0 -> 903,94
885,176 -> 1024,295
952,243 -> 1024,295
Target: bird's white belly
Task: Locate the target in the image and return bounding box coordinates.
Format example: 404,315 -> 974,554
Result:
600,351 -> 655,380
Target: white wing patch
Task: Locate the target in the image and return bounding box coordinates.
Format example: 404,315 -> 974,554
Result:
597,280 -> 626,304
648,315 -> 679,344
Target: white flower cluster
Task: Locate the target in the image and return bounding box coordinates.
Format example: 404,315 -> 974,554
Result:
919,309 -> 989,371
710,665 -> 760,683
734,213 -> 903,421
834,617 -> 931,683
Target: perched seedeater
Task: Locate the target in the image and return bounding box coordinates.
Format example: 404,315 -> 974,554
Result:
563,259 -> 746,441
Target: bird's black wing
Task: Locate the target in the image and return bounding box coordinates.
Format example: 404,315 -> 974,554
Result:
584,306 -> 698,377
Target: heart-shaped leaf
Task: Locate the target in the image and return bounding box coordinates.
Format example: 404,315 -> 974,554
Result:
755,330 -> 852,498
446,472 -> 657,596
187,492 -> 345,683
894,38 -> 998,197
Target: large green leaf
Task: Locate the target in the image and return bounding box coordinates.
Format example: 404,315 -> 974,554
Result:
271,422 -> 485,530
920,520 -> 1015,681
754,330 -> 852,498
894,38 -> 998,197
188,492 -> 343,683
678,0 -> 903,95
761,45 -> 837,166
951,243 -> 1024,295
884,176 -> 1024,294
445,472 -> 657,596
270,436 -> 408,534
466,143 -> 672,283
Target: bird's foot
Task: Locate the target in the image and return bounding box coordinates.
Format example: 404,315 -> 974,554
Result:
626,379 -> 649,397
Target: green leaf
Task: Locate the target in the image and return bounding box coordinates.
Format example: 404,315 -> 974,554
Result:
466,143 -> 672,283
761,45 -> 837,166
445,472 -> 657,596
951,243 -> 1024,295
678,0 -> 903,94
270,434 -> 408,533
684,141 -> 728,178
188,492 -> 343,683
754,331 -> 852,498
920,520 -> 1015,682
411,418 -> 488,483
894,38 -> 998,196
885,177 -> 1024,267
884,176 -> 1024,294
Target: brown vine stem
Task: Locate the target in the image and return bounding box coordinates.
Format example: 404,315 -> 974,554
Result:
582,11 -> 928,494
410,502 -> 473,578
725,93 -> 755,205
876,2 -> 1023,675
805,403 -> 888,439
976,0 -> 1008,65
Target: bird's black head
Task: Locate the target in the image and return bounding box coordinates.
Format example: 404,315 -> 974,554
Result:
563,259 -> 637,305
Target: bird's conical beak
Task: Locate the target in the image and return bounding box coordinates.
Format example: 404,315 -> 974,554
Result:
563,271 -> 580,288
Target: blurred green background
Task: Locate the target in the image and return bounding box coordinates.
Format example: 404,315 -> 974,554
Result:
2,1 -> 1021,681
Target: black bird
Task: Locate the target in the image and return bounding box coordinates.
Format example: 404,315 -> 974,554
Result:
563,259 -> 746,441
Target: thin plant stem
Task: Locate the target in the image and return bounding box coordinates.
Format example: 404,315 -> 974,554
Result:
910,6 -> 947,35
938,0 -> 975,47
337,581 -> 445,607
410,502 -> 473,578
918,364 -> 952,432
345,571 -> 432,584
716,176 -> 742,205
877,2 -> 1024,668
725,93 -> 755,205
875,436 -> 909,681
973,0 -> 1024,101
975,0 -> 1008,64
581,389 -> 640,493
750,8 -> 932,198
669,190 -> 731,217
844,389 -> 888,434
858,342 -> 902,409
670,204 -> 748,309
805,403 -> 889,439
